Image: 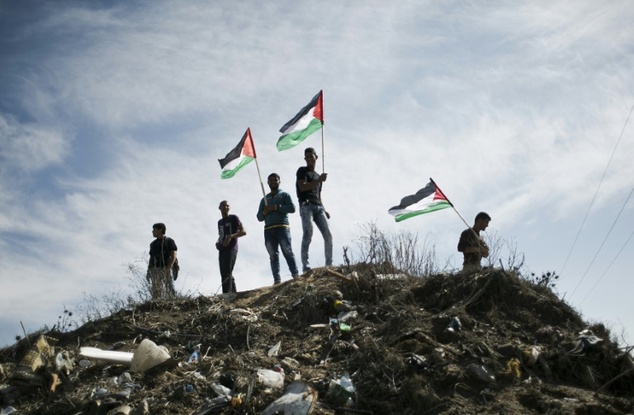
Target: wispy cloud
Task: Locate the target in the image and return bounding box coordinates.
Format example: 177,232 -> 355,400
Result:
1,0 -> 633,345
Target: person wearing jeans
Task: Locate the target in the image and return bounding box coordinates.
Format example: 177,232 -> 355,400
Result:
296,147 -> 333,272
257,173 -> 299,284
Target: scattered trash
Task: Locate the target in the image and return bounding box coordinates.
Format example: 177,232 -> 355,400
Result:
467,363 -> 495,383
211,383 -> 231,397
570,331 -> 603,356
375,274 -> 407,280
0,406 -> 16,415
91,387 -> 108,400
408,354 -> 427,371
505,358 -> 521,378
327,374 -> 355,406
281,357 -> 301,371
187,350 -> 200,364
230,308 -> 258,322
268,340 -> 282,357
257,368 -> 284,389
445,316 -> 462,333
54,351 -> 74,375
109,404 -> 131,415
522,346 -> 541,366
262,380 -> 317,415
12,335 -> 58,382
333,299 -> 354,312
337,310 -> 358,322
79,347 -> 133,366
130,339 -> 171,373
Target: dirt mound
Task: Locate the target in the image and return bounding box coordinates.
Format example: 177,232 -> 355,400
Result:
1,267 -> 633,414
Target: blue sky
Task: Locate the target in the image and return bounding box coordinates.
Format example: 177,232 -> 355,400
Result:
1,1 -> 633,346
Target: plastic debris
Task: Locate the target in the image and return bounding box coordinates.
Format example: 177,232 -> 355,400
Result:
522,346 -> 541,366
130,339 -> 171,373
408,354 -> 427,371
257,368 -> 285,389
268,340 -> 282,357
211,383 -> 232,397
445,316 -> 462,333
187,350 -> 200,364
91,387 -> 108,400
570,331 -> 603,356
262,381 -> 317,415
327,374 -> 356,406
337,310 -> 358,322
467,363 -> 496,383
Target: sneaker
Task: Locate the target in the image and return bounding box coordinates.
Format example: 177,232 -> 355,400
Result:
273,280 -> 281,285
292,274 -> 299,280
302,267 -> 312,273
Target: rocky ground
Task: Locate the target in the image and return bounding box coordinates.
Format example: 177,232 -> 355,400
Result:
1,265 -> 633,414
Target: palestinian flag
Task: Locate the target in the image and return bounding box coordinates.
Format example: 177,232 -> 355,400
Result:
218,128 -> 256,179
388,181 -> 452,222
276,90 -> 323,151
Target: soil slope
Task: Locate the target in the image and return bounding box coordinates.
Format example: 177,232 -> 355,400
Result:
1,266 -> 633,414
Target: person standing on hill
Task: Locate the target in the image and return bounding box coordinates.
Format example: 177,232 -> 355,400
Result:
216,200 -> 246,293
457,212 -> 491,274
147,222 -> 178,299
257,173 -> 300,285
296,147 -> 333,272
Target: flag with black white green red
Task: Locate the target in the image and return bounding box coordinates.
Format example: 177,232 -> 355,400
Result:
276,90 -> 323,151
388,181 -> 452,222
218,128 -> 256,179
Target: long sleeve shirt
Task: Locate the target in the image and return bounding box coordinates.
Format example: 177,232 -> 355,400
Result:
257,189 -> 296,230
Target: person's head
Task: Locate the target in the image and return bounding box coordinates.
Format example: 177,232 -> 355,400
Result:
267,173 -> 281,191
152,223 -> 166,238
304,147 -> 318,169
219,200 -> 230,218
473,212 -> 491,232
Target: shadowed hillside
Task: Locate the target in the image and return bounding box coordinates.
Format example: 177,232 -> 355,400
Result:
1,266 -> 633,414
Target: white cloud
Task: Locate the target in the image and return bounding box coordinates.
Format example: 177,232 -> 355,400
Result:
1,0 -> 634,346
0,113 -> 70,172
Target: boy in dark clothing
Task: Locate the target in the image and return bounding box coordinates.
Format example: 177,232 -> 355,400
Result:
457,212 -> 491,274
296,147 -> 332,272
216,200 -> 246,293
147,222 -> 178,299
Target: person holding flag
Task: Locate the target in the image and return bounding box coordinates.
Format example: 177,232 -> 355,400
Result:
296,147 -> 332,272
257,173 -> 300,285
457,212 -> 491,274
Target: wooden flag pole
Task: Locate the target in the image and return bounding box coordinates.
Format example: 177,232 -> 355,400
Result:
255,157 -> 268,205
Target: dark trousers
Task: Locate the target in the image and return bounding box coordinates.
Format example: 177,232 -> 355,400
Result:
219,249 -> 238,293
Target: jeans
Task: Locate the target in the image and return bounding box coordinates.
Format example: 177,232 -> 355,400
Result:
300,203 -> 333,271
264,227 -> 299,283
147,267 -> 176,300
218,249 -> 238,293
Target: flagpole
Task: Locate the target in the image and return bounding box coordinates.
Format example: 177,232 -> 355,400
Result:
321,90 -> 325,173
429,177 -> 472,231
248,128 -> 268,206
254,158 -> 268,205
